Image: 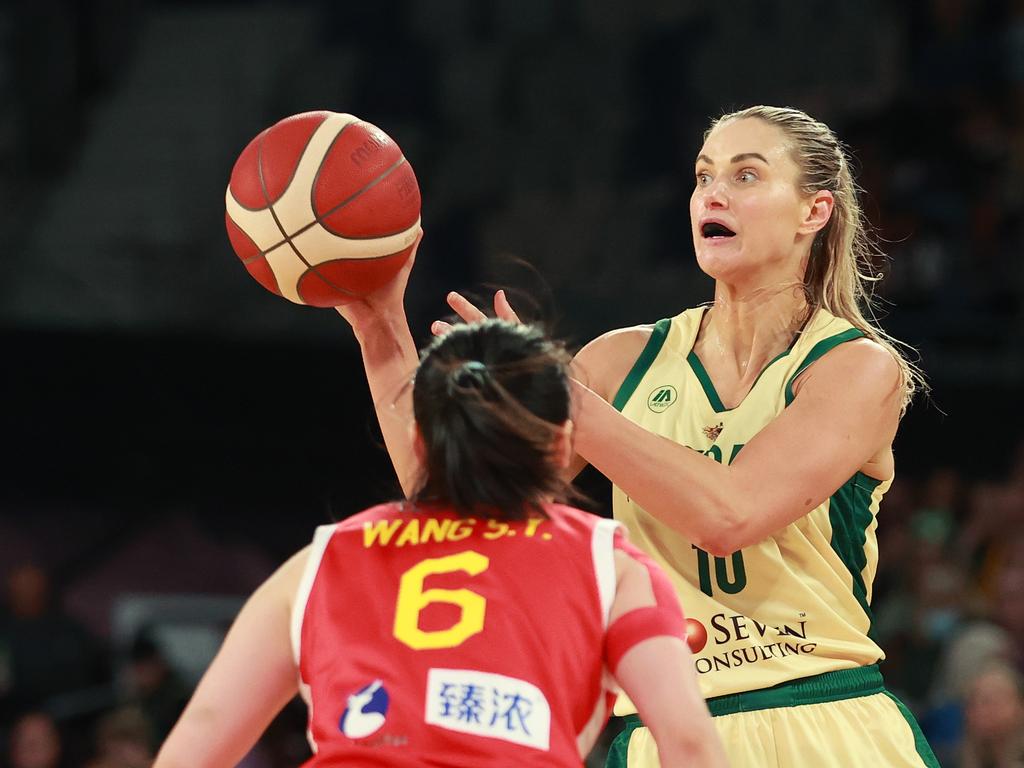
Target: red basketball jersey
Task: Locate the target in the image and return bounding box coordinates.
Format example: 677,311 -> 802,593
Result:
291,502 -> 623,767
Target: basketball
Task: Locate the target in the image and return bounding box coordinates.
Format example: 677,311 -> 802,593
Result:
224,111 -> 421,307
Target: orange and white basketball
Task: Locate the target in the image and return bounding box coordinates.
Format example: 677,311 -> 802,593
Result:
224,111 -> 421,307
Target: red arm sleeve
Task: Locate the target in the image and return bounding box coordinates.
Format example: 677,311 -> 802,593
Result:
604,532 -> 687,674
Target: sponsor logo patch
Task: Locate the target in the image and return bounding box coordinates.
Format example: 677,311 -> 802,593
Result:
339,680 -> 389,739
425,668 -> 551,751
647,385 -> 677,413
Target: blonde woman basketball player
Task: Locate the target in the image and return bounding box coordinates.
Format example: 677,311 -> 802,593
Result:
340,106 -> 940,766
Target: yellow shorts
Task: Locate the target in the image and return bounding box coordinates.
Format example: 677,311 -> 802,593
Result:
607,665 -> 939,768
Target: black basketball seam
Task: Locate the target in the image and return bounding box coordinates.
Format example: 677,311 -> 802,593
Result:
309,119 -> 358,218
257,123 -> 361,300
245,245 -> 412,266
239,206 -> 418,264
309,120 -> 414,236
314,155 -> 415,239
295,252 -> 411,306
256,129 -> 294,248
231,116 -> 328,213
227,214 -> 284,295
241,155 -> 415,262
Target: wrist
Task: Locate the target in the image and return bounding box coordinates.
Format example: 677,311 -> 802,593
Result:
346,306 -> 408,344
347,308 -> 418,371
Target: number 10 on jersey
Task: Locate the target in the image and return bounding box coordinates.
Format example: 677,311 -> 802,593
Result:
692,545 -> 747,597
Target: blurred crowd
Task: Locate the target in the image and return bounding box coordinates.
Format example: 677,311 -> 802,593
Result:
875,442 -> 1024,766
0,563 -> 311,767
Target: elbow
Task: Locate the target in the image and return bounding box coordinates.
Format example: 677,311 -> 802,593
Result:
697,534 -> 740,559
691,504 -> 751,557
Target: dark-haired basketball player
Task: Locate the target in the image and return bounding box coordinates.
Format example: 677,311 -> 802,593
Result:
154,320 -> 726,767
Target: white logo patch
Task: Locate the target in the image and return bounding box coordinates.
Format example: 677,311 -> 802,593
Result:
339,679 -> 389,739
424,668 -> 551,751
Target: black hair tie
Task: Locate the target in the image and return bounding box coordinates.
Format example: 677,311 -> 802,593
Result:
448,360 -> 489,394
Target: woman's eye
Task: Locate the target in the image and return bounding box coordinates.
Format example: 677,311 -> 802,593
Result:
696,172 -> 711,186
737,170 -> 757,183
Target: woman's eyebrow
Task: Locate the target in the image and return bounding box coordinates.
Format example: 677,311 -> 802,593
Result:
696,152 -> 770,165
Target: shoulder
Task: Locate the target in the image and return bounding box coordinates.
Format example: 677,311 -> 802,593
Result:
262,544 -> 313,616
545,503 -> 616,534
572,324 -> 658,402
791,336 -> 901,402
339,501 -> 409,528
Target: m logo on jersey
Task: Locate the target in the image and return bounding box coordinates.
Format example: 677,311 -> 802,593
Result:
647,385 -> 677,413
339,679 -> 389,739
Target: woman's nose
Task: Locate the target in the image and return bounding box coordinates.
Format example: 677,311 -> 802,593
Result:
699,181 -> 728,209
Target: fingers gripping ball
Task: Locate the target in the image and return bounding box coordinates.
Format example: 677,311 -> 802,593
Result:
225,111 -> 421,306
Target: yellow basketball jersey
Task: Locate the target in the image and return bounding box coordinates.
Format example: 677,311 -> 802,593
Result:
612,306 -> 889,707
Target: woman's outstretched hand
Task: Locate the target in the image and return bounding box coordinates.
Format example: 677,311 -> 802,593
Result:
335,228 -> 423,332
430,289 -> 522,336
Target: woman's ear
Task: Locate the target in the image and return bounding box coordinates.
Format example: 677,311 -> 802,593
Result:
799,189 -> 834,236
552,419 -> 574,469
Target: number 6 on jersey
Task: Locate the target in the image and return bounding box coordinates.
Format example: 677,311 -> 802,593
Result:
393,551 -> 490,650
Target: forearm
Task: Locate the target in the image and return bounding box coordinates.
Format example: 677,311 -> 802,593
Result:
350,309 -> 422,496
155,708 -> 248,768
615,637 -> 728,768
572,381 -> 754,555
652,724 -> 729,768
651,708 -> 729,768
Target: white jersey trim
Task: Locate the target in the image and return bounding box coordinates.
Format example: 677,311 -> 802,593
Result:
580,518 -> 623,754
290,524 -> 337,754
592,518 -> 622,629
290,524 -> 338,666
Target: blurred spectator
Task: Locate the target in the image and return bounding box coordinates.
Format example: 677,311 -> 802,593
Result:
994,560 -> 1024,672
923,543 -> 1024,761
120,630 -> 189,746
919,467 -> 966,535
881,558 -> 968,714
0,564 -> 106,713
959,662 -> 1024,768
243,699 -> 312,768
84,707 -> 153,768
5,711 -> 64,768
958,486 -> 1024,595
871,476 -> 917,607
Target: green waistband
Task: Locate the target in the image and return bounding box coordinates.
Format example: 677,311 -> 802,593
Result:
623,664 -> 885,724
704,663 -> 884,716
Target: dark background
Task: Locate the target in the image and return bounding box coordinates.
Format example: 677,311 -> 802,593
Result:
2,1 -> 1023,766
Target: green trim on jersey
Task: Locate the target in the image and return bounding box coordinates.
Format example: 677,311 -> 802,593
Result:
829,472 -> 881,641
883,691 -> 942,767
784,327 -> 865,405
688,344 -> 799,414
609,668 -> 941,768
613,664 -> 886,718
686,350 -> 728,412
612,318 -> 672,412
704,664 -> 884,716
606,715 -> 643,767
